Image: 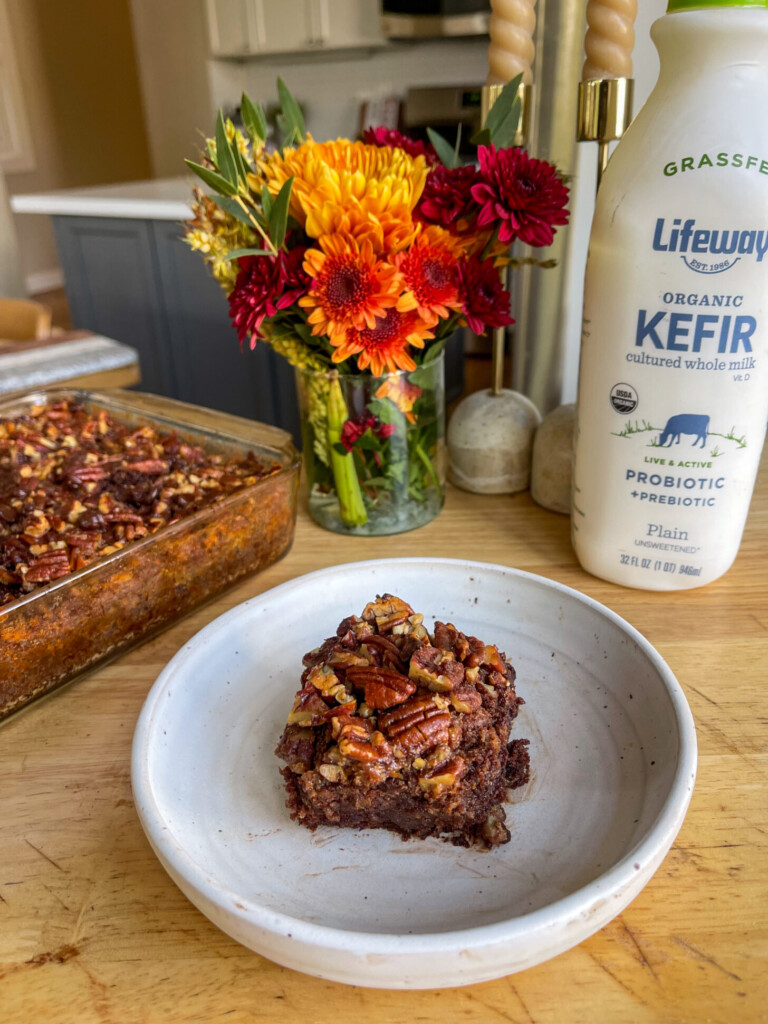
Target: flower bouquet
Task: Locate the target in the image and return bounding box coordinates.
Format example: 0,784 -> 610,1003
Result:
185,78 -> 568,534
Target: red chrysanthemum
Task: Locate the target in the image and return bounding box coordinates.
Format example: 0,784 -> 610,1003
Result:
228,247 -> 309,349
340,414 -> 395,452
332,307 -> 434,376
363,126 -> 438,165
395,227 -> 463,327
458,256 -> 515,336
416,164 -> 482,233
472,144 -> 570,247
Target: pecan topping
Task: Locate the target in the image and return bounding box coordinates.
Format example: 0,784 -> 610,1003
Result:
0,399 -> 281,607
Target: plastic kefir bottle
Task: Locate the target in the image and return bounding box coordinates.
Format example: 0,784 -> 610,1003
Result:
572,0 -> 768,590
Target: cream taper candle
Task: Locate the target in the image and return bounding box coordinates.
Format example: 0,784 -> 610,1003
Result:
487,0 -> 537,86
582,0 -> 638,80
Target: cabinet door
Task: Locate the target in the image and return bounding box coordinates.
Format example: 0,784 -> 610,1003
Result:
52,216 -> 177,397
315,0 -> 382,49
206,0 -> 253,56
151,222 -> 301,439
249,0 -> 312,53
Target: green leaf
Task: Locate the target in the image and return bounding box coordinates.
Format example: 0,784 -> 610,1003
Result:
260,185 -> 273,220
215,110 -> 237,187
185,159 -> 238,197
268,176 -> 294,249
231,136 -> 251,186
241,92 -> 267,143
481,75 -> 523,145
470,127 -> 491,147
427,127 -> 461,169
211,194 -> 257,227
222,247 -> 273,262
453,123 -> 463,165
277,77 -> 306,144
490,99 -> 522,149
355,432 -> 382,452
422,337 -> 448,364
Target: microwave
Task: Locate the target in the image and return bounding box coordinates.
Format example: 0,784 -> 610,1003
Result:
380,0 -> 490,38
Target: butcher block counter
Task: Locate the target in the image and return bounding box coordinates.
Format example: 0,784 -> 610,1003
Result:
2,436 -> 767,1023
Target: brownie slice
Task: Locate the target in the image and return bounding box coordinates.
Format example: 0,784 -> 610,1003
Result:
275,595 -> 530,848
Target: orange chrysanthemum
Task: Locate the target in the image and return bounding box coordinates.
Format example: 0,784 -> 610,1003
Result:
331,308 -> 434,377
299,235 -> 404,339
261,139 -> 427,253
375,375 -> 422,424
395,226 -> 464,327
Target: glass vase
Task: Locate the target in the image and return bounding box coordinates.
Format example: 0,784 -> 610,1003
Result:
295,353 -> 446,536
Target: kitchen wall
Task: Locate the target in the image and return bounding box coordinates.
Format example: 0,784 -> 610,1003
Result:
129,0 -> 215,178
4,0 -> 152,291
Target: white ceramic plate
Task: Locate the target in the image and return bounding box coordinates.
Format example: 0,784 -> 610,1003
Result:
131,558 -> 697,989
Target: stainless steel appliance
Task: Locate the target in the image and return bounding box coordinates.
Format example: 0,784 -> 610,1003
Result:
380,1 -> 490,39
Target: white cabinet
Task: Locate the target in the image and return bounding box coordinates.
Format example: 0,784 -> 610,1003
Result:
206,0 -> 252,57
207,0 -> 383,57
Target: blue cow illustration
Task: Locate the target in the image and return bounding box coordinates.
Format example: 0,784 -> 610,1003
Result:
658,413 -> 709,448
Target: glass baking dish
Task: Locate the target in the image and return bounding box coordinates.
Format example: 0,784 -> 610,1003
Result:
0,388 -> 300,720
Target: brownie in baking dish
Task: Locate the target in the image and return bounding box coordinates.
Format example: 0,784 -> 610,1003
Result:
275,595 -> 530,848
0,398 -> 281,607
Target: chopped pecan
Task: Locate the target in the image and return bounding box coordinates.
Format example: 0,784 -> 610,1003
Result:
408,644 -> 465,692
465,635 -> 486,667
379,695 -> 451,756
483,645 -> 507,674
336,717 -> 392,762
433,621 -> 470,662
345,665 -> 416,709
361,633 -> 406,670
326,648 -> 372,669
417,756 -> 465,796
361,594 -> 414,633
306,664 -> 350,704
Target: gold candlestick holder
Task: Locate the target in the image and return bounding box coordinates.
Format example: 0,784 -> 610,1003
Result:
481,82 -> 532,394
577,77 -> 634,189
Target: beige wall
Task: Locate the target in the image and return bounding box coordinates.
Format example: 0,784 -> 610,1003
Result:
129,0 -> 213,178
5,0 -> 152,288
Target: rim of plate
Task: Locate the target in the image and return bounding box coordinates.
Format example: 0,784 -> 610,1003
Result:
132,557 -> 698,955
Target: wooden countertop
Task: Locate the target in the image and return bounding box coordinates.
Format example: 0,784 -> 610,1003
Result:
2,454 -> 767,1023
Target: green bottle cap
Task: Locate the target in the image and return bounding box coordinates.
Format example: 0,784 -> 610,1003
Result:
668,0 -> 768,10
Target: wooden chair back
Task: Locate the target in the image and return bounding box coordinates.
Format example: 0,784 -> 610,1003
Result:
0,298 -> 52,341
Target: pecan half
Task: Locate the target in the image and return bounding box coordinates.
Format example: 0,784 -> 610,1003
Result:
124,458 -> 169,475
379,695 -> 451,755
345,665 -> 416,709
23,549 -> 71,583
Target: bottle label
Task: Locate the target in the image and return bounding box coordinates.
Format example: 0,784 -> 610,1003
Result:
574,206 -> 768,587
